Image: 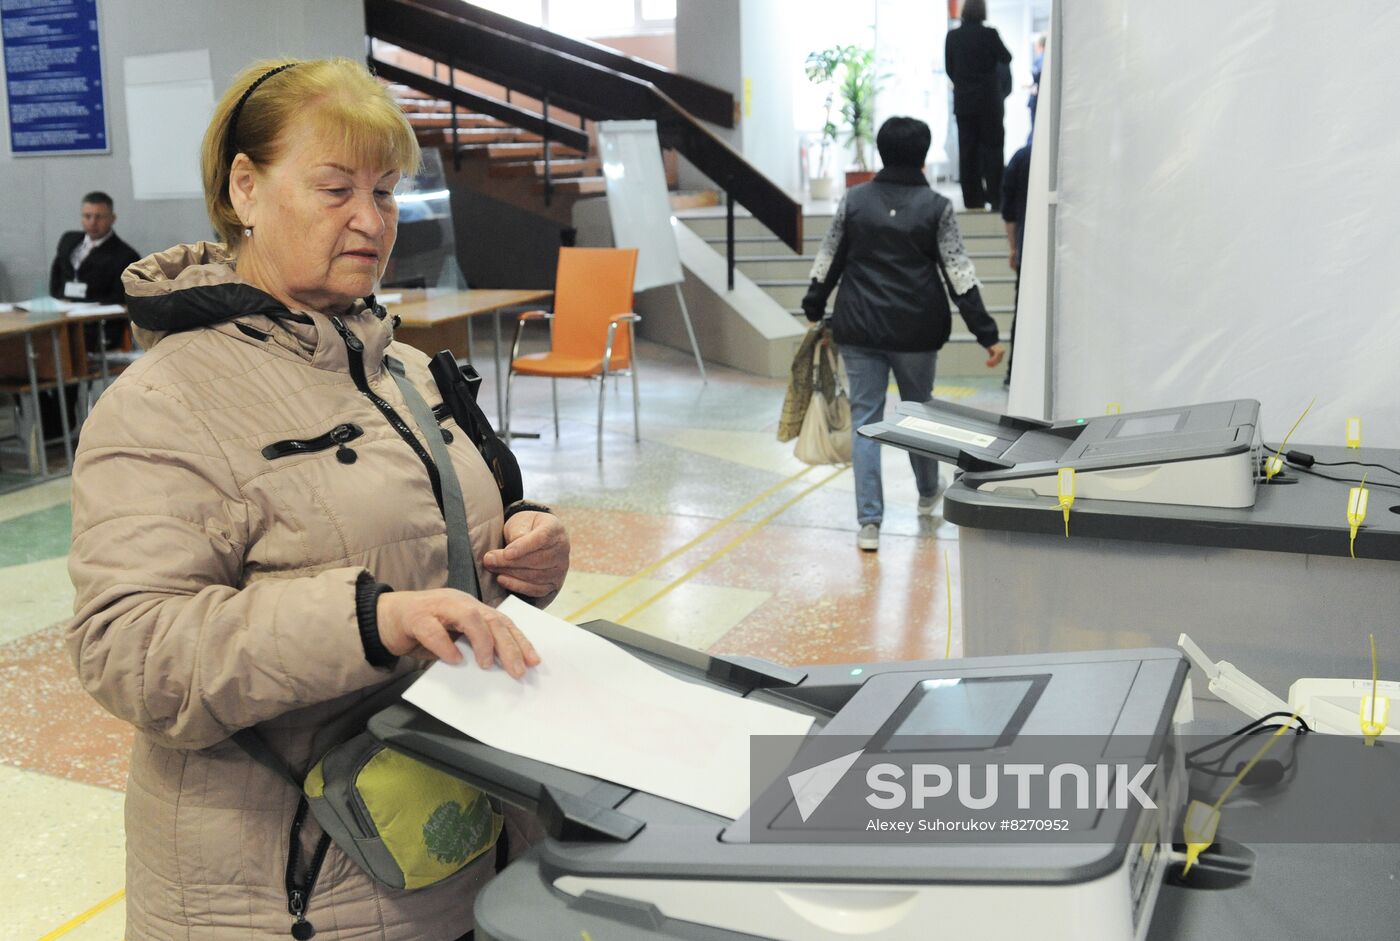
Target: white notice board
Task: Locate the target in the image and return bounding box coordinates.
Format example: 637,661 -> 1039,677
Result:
596,120 -> 683,292
123,49 -> 214,200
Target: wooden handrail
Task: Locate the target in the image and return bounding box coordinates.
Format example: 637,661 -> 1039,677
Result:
408,0 -> 736,129
366,0 -> 802,253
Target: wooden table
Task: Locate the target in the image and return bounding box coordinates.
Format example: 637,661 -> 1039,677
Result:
386,288 -> 552,427
0,311 -> 81,480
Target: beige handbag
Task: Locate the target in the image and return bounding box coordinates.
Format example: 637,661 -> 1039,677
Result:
794,337 -> 852,465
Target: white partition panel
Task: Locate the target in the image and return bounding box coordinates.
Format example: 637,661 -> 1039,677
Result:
1044,2 -> 1400,444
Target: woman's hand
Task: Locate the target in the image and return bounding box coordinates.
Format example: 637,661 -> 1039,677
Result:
482,511 -> 570,599
376,589 -> 540,678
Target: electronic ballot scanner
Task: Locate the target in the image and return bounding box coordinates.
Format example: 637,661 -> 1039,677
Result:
370,621 -> 1196,941
859,399 -> 1261,508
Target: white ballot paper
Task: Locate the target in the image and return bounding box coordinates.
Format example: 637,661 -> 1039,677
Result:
403,596 -> 815,819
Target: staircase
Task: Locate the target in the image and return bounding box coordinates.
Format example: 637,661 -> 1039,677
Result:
675,207 -> 1014,376
388,80 -> 699,229
366,0 -> 799,249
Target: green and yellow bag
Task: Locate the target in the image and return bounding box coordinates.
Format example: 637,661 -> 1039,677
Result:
302,728 -> 502,889
234,674 -> 503,935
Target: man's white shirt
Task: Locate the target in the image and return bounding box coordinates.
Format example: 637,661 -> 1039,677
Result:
70,231 -> 112,272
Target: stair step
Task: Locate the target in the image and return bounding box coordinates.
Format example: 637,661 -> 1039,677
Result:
534,176 -> 607,195
453,127 -> 542,143
489,157 -> 602,179
406,113 -> 509,130
700,234 -> 825,257
670,190 -> 722,211
681,213 -> 833,240
459,141 -> 588,160
395,98 -> 453,113
384,83 -> 434,100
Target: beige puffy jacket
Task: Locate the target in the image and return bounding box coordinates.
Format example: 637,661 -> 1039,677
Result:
67,243 -> 519,939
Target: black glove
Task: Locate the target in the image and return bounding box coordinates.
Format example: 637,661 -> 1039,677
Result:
801,279 -> 827,323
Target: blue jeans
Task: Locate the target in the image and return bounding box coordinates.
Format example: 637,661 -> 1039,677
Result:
841,345 -> 940,525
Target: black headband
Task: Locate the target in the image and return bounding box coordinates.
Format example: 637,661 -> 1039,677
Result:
223,63 -> 297,169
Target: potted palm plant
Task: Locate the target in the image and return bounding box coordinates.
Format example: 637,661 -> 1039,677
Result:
805,44 -> 879,194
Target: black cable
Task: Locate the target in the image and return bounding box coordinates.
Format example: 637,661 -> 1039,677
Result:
1194,725 -> 1303,779
1285,463 -> 1400,494
1186,712 -> 1311,762
1311,458 -> 1400,475
1186,713 -> 1309,794
1280,448 -> 1400,479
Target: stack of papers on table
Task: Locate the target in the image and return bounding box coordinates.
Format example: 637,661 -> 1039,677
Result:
403,596 -> 815,819
16,297 -> 78,315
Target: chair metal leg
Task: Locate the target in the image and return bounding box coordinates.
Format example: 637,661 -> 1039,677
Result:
596,374 -> 607,462
551,378 -> 559,437
504,370 -> 516,439
630,364 -> 640,442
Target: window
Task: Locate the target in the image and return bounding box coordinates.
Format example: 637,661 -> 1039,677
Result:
640,0 -> 677,21
468,0 -> 544,26
548,0 -> 635,37
542,0 -> 675,38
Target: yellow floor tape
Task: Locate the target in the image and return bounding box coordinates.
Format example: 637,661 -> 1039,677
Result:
616,466 -> 848,624
36,889 -> 124,941
566,465 -> 814,622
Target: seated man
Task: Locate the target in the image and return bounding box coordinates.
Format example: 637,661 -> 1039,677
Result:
49,191 -> 139,348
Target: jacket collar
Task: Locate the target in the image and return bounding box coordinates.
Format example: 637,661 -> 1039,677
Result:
123,241 -> 392,371
873,166 -> 930,187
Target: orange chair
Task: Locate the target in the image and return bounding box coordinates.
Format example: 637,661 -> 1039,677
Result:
505,247 -> 641,461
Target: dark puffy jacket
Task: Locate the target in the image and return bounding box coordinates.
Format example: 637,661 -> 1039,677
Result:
802,167 -> 1000,353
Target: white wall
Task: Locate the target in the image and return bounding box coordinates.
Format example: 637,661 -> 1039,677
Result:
0,0 -> 366,299
736,0 -> 799,193
674,0 -> 741,191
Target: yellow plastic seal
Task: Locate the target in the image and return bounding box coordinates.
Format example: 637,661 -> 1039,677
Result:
1182,712 -> 1300,876
1180,800 -> 1220,876
1057,467 -> 1075,539
1264,397 -> 1315,481
1362,634 -> 1389,746
1347,482 -> 1369,559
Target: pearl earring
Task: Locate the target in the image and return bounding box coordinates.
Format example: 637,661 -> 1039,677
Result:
243,227 -> 253,238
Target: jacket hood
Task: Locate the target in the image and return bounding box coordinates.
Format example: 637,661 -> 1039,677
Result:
121,242 -> 389,366
123,242 -> 293,348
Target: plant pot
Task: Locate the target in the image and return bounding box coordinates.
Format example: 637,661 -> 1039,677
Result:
809,176 -> 836,200
844,169 -> 876,189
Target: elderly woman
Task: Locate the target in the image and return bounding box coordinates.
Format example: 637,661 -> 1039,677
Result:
66,58 -> 568,938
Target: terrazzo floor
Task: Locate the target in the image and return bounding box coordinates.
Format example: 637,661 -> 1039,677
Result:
0,336 -> 1007,938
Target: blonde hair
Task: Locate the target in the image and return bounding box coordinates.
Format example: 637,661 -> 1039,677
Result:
200,57 -> 421,249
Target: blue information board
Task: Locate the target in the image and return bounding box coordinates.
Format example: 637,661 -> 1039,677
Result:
1,0 -> 109,155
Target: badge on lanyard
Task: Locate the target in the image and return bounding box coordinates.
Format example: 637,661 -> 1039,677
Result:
64,280 -> 88,300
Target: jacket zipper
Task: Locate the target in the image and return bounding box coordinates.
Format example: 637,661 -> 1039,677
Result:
329,316 -> 444,514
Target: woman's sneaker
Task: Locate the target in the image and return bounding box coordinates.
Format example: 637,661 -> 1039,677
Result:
917,496 -> 938,516
858,523 -> 880,551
